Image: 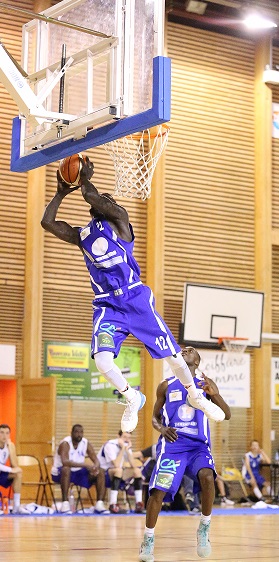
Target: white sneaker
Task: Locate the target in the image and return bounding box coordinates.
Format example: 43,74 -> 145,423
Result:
94,500 -> 110,514
139,534 -> 155,562
187,391 -> 225,422
60,501 -> 71,513
221,497 -> 235,506
121,390 -> 146,432
197,522 -> 211,558
12,505 -> 30,515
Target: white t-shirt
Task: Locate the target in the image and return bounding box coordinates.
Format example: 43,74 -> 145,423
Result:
0,443 -> 12,473
97,438 -> 131,471
51,436 -> 88,476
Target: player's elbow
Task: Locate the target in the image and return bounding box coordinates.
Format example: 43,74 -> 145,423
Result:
225,409 -> 231,420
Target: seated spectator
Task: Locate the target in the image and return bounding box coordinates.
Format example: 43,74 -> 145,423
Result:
242,439 -> 271,501
0,424 -> 24,514
51,424 -> 107,513
97,430 -> 144,513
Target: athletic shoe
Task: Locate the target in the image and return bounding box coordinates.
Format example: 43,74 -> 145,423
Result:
60,501 -> 71,513
109,503 -> 129,514
197,522 -> 211,558
0,510 -> 4,516
94,500 -> 110,514
121,390 -> 146,432
221,497 -> 235,506
12,505 -> 31,515
187,392 -> 225,422
139,534 -> 155,562
185,493 -> 194,512
135,501 -> 146,513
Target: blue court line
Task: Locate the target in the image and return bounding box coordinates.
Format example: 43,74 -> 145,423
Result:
4,507 -> 279,517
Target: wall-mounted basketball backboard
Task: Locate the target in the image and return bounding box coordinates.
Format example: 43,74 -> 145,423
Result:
0,0 -> 170,172
180,283 -> 264,349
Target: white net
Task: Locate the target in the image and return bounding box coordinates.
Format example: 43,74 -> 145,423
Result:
221,338 -> 248,354
103,124 -> 170,200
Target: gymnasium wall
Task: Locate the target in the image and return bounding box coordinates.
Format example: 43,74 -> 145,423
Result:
165,22 -> 255,469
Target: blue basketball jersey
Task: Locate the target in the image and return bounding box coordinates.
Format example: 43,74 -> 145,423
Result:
79,218 -> 141,295
160,376 -> 211,446
242,452 -> 262,479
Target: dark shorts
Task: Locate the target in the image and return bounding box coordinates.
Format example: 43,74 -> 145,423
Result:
0,472 -> 13,488
51,467 -> 96,489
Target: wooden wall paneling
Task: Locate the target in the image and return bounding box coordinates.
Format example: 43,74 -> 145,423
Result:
166,21 -> 255,467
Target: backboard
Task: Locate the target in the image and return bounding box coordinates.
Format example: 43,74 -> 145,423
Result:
1,0 -> 170,171
180,283 -> 264,349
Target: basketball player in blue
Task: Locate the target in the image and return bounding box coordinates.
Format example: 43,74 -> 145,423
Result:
41,157 -> 225,432
139,346 -> 231,561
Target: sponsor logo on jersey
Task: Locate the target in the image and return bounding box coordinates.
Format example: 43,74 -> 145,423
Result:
98,332 -> 114,348
159,458 -> 181,474
155,471 -> 174,489
100,322 -> 121,336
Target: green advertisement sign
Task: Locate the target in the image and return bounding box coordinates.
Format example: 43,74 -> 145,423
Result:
43,341 -> 141,401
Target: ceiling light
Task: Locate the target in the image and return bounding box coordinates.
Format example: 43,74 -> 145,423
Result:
243,14 -> 277,30
185,1 -> 208,16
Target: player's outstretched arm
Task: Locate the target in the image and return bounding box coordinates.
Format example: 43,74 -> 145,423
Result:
197,375 -> 231,420
41,172 -> 80,245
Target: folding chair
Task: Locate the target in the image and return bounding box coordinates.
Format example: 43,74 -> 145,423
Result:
17,455 -> 48,506
43,455 -> 59,511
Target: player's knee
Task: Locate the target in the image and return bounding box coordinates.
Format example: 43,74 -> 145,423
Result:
165,352 -> 184,370
94,351 -> 114,374
199,468 -> 214,488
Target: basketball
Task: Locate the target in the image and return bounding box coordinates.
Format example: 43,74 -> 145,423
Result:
58,153 -> 84,186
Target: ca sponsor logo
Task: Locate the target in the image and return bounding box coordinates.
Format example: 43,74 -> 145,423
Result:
160,458 -> 181,474
100,322 -> 120,336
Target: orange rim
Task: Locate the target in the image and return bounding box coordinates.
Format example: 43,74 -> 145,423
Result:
126,123 -> 170,141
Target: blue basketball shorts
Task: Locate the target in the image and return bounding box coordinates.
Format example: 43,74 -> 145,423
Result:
91,284 -> 180,359
0,471 -> 12,488
244,472 -> 265,488
52,467 -> 95,489
149,438 -> 217,502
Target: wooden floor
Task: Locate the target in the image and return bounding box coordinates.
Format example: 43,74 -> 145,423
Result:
1,510 -> 279,561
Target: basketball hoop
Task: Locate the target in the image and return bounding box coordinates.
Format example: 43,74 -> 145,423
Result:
103,124 -> 170,200
218,337 -> 249,354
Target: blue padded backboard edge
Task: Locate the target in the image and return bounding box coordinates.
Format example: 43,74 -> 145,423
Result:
11,56 -> 171,172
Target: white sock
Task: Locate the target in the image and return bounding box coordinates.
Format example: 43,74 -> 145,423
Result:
145,526 -> 155,537
200,514 -> 211,525
121,384 -> 137,400
95,500 -> 105,509
253,486 -> 262,499
13,493 -> 20,508
135,490 -> 142,503
110,490 -> 118,505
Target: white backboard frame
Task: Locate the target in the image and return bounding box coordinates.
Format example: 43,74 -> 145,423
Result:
181,283 -> 264,348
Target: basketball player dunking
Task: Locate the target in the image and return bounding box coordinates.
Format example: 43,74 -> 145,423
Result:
41,157 -> 225,432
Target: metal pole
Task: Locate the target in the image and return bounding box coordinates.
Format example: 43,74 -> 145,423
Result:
0,2 -> 113,39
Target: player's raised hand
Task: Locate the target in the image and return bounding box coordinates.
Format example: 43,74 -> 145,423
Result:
80,155 -> 94,181
160,426 -> 178,443
197,374 -> 219,396
56,171 -> 80,195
